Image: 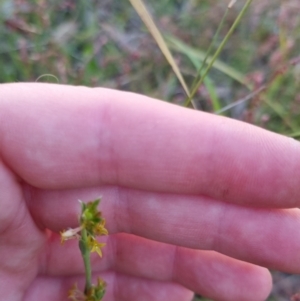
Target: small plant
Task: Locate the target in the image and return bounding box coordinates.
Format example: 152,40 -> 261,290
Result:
60,198 -> 108,301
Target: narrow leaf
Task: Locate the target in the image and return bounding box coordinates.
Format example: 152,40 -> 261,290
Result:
128,0 -> 191,99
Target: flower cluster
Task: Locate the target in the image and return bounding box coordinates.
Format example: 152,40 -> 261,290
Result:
68,279 -> 106,301
60,198 -> 108,301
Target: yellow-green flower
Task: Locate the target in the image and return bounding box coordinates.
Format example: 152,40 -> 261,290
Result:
85,278 -> 106,301
87,236 -> 106,257
94,220 -> 108,236
94,278 -> 106,299
80,199 -> 108,237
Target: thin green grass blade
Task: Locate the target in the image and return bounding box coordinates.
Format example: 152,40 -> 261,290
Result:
203,76 -> 222,112
190,4 -> 230,93
166,35 -> 251,88
262,72 -> 299,132
178,45 -> 222,111
262,97 -> 298,133
185,0 -> 253,106
128,0 -> 191,99
289,131 -> 300,139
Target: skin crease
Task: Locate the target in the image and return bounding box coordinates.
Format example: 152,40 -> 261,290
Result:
1,84 -> 300,301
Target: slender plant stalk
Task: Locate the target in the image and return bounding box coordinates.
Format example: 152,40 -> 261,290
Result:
62,199 -> 108,301
185,0 -> 253,107
189,6 -> 229,96
80,228 -> 92,294
215,85 -> 266,114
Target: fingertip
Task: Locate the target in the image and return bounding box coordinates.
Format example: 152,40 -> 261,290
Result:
176,248 -> 272,301
234,265 -> 272,301
252,267 -> 272,301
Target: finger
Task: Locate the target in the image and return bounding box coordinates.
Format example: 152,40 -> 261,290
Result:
30,186 -> 300,273
23,272 -> 193,301
1,83 -> 300,207
39,232 -> 271,301
0,161 -> 46,301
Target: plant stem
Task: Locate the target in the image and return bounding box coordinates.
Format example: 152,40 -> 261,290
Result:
188,7 -> 229,99
185,0 -> 253,107
80,228 -> 92,294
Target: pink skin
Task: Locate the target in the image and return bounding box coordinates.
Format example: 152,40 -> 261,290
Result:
1,84 -> 300,301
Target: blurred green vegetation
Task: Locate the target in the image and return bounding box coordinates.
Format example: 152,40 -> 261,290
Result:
1,0 -> 300,300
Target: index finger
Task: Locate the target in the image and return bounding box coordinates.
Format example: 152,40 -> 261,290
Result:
0,83 -> 299,207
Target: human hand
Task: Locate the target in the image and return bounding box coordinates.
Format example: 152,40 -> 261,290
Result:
1,83 -> 300,301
